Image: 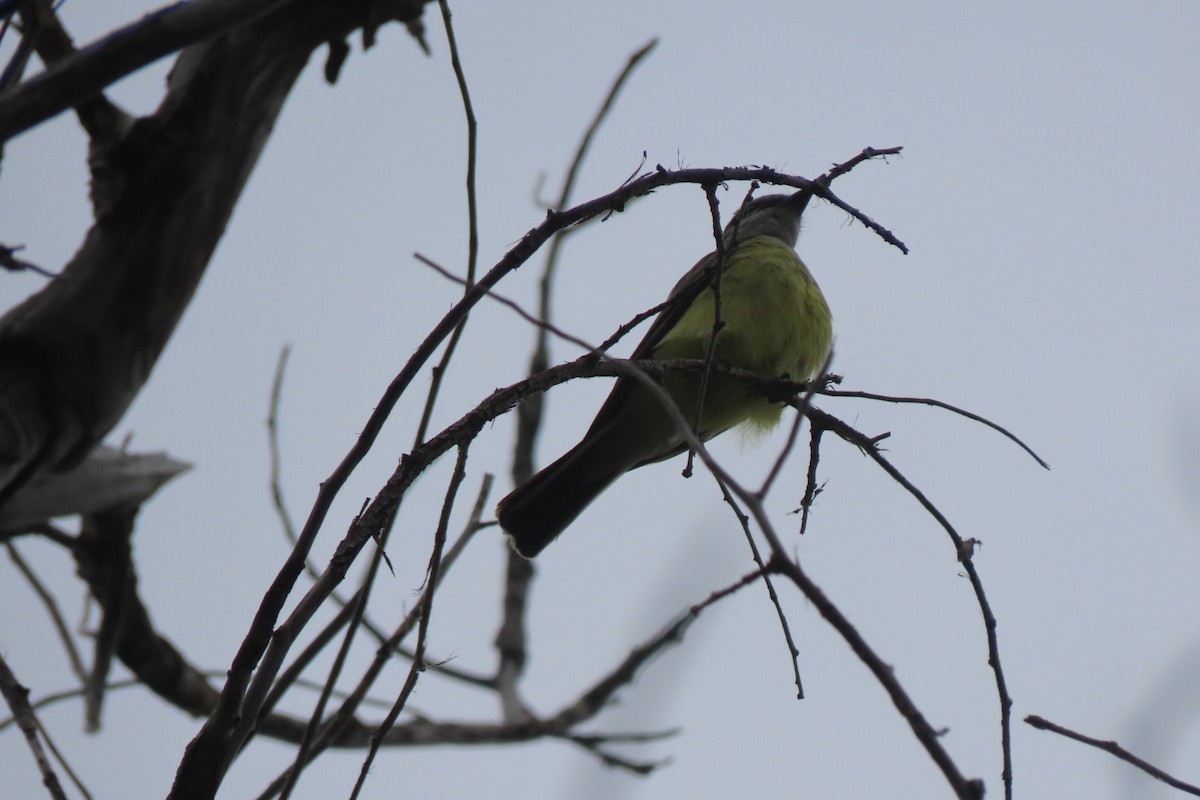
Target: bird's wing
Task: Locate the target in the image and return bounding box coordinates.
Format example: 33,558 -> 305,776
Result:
581,248 -> 719,438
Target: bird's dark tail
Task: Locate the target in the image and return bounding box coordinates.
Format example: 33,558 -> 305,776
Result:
496,431 -> 630,558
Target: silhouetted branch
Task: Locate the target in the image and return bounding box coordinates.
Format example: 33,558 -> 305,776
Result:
581,358 -> 987,799
495,36 -> 661,721
410,0 -> 481,449
825,388 -> 1049,469
4,541 -> 87,684
0,0 -> 434,141
0,652 -> 72,800
804,405 -> 1014,798
1027,715 -> 1200,796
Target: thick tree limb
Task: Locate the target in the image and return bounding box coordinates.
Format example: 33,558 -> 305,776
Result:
0,0 -> 431,510
0,0 -> 292,142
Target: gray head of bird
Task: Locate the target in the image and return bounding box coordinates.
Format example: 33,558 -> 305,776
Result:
722,190 -> 812,248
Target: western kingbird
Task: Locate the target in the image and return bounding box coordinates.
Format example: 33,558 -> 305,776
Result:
498,191 -> 832,557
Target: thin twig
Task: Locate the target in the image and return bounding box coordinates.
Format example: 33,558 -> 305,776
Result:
709,477 -> 805,699
0,653 -> 71,800
0,677 -> 162,731
254,474 -> 488,800
545,567 -> 767,732
807,406 -> 1011,799
252,560 -> 746,794
561,734 -> 669,774
259,585 -> 366,743
9,0 -> 127,141
797,423 -> 825,535
411,0 -> 480,449
602,360 -> 984,799
25,522 -> 77,550
348,444 -> 469,800
276,576 -> 372,799
266,345 -> 407,662
535,37 -> 658,339
201,156 -> 902,782
683,184 -> 740,476
416,253 -> 593,354
825,388 -> 1049,469
818,146 -> 901,187
496,37 -> 660,719
1026,715 -> 1200,796
0,242 -> 59,279
267,344 -> 297,544
5,542 -> 88,683
14,709 -> 92,800
758,351 -> 833,498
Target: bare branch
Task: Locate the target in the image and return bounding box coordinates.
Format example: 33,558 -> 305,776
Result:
174,155 -> 899,797
0,1 -> 387,512
10,0 -> 129,141
410,0 -> 480,449
1027,715 -> 1200,796
0,242 -> 58,279
250,474 -> 488,797
0,676 -> 161,732
346,444 -> 468,800
4,541 -> 88,684
824,388 -> 1049,469
706,473 -> 806,699
79,508 -> 137,732
495,37 -> 659,720
597,359 -> 985,799
267,344 -> 297,544
758,351 -> 832,498
560,734 -> 670,775
0,652 -> 72,800
805,406 -> 1012,798
0,0 -> 294,141
796,421 -> 825,535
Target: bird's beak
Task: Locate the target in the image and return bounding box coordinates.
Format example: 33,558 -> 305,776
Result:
787,189 -> 813,216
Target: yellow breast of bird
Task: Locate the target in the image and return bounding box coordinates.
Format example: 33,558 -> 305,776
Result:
653,237 -> 832,379
649,236 -> 833,435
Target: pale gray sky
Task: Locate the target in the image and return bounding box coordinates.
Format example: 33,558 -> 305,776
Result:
3,2 -> 1199,798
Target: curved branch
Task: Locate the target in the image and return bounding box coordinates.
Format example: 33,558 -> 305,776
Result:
0,0 -> 311,142
0,0 -> 429,505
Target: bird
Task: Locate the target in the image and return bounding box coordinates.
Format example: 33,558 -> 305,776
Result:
497,190 -> 833,558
